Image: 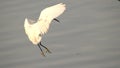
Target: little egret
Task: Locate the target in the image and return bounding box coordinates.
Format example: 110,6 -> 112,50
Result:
24,3 -> 66,56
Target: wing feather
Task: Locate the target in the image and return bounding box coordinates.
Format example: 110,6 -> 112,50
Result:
39,3 -> 66,20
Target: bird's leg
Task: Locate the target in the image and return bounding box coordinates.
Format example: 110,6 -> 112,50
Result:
38,43 -> 45,57
40,42 -> 51,53
53,18 -> 60,23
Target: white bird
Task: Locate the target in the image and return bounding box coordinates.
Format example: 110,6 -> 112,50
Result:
24,3 -> 66,56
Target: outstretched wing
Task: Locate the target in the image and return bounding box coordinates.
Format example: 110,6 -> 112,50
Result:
39,3 -> 66,20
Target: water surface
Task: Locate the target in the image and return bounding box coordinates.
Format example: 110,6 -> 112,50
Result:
0,0 -> 120,68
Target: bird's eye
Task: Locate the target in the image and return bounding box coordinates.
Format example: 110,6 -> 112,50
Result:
39,34 -> 42,36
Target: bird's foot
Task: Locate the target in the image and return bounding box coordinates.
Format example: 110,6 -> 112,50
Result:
41,52 -> 46,57
38,42 -> 51,56
45,48 -> 52,53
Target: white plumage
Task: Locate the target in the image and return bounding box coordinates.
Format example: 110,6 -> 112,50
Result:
24,3 -> 66,56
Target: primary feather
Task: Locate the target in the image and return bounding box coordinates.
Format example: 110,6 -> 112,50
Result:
24,3 -> 66,45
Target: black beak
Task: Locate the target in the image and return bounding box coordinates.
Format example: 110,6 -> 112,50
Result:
53,18 -> 60,23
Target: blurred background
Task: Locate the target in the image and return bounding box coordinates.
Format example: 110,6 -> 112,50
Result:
0,0 -> 120,68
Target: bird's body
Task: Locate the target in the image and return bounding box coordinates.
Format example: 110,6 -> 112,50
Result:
24,3 -> 66,56
24,19 -> 50,44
